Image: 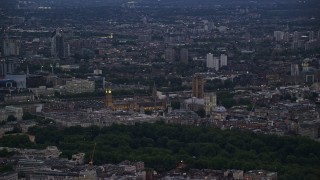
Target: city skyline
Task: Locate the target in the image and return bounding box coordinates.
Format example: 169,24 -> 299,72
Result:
0,0 -> 320,179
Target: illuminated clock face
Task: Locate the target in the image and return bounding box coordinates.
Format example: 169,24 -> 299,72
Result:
106,89 -> 112,94
108,90 -> 112,93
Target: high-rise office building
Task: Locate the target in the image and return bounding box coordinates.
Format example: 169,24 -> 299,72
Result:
292,31 -> 302,49
180,48 -> 188,64
3,39 -> 20,56
220,54 -> 228,67
51,28 -> 65,59
192,74 -> 204,98
206,53 -> 214,68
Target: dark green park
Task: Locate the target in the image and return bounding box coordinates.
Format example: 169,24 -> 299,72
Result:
1,122 -> 320,179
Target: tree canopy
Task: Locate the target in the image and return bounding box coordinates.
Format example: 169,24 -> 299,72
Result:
1,123 -> 320,179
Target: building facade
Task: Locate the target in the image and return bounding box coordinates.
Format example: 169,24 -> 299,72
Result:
192,75 -> 204,98
213,57 -> 219,71
165,48 -> 175,62
2,39 -> 20,56
51,28 -> 65,59
105,88 -> 113,107
0,106 -> 24,121
220,54 -> 228,67
204,92 -> 217,116
5,74 -> 26,88
180,48 -> 188,64
206,53 -> 214,68
63,79 -> 95,94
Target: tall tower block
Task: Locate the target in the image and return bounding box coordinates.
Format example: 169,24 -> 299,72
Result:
192,75 -> 204,98
51,28 -> 65,59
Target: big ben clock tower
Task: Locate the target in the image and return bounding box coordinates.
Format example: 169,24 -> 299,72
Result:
105,88 -> 113,108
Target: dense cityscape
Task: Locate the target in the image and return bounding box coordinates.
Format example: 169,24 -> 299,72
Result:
0,0 -> 320,179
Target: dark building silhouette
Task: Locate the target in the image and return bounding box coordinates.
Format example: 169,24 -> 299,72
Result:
192,74 -> 204,98
51,28 -> 65,59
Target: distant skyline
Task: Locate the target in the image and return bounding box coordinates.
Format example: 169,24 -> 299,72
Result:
2,0 -> 319,8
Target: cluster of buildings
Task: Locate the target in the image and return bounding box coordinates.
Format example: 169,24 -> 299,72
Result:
164,73 -> 320,141
0,105 -> 38,136
273,30 -> 320,50
0,146 -> 277,180
43,109 -> 159,128
0,0 -> 319,178
1,69 -> 320,141
160,169 -> 277,180
0,146 -> 146,180
206,54 -> 227,71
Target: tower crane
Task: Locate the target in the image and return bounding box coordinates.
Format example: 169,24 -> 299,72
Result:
247,99 -> 256,122
89,143 -> 96,166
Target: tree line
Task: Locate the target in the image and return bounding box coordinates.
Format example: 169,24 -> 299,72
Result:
0,122 -> 319,179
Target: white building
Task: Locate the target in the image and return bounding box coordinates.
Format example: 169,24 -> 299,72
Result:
206,53 -> 214,68
220,54 -> 228,67
213,57 -> 220,71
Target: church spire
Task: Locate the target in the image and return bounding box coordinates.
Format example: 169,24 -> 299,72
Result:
152,82 -> 157,98
26,64 -> 30,77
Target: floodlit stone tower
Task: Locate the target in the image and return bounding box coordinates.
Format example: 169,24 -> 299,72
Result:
105,88 -> 113,108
